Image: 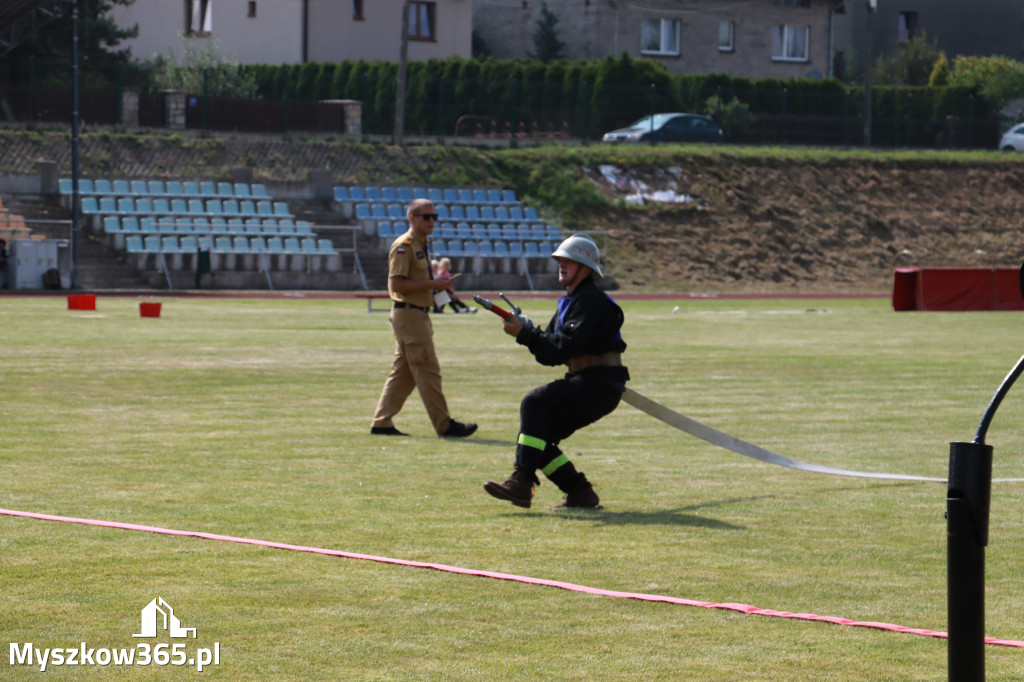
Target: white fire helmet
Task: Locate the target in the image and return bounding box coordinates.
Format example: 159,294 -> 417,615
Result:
552,233 -> 603,281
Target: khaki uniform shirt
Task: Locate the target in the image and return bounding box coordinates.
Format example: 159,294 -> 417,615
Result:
387,229 -> 433,309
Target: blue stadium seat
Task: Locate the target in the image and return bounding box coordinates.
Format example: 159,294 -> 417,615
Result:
381,187 -> 398,203
58,178 -> 74,195
465,205 -> 480,222
94,179 -> 113,195
251,184 -> 270,199
126,236 -> 144,252
148,180 -> 166,196
473,189 -> 489,204
234,183 -> 251,198
365,187 -> 382,202
112,179 -> 130,196
182,181 -> 201,197
217,182 -> 234,197
130,180 -> 148,196
427,188 -> 443,204
164,181 -> 184,197
200,181 -> 218,197
397,187 -> 413,203
102,216 -> 121,234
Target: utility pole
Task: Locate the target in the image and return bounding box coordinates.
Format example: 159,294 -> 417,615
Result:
394,0 -> 410,146
863,0 -> 876,147
71,0 -> 81,288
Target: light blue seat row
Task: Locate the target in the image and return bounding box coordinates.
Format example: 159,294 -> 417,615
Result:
103,215 -> 313,240
432,240 -> 553,259
60,178 -> 270,200
127,234 -> 337,255
335,185 -> 520,206
81,196 -> 294,219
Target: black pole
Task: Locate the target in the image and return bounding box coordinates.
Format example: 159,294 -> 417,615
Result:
946,440 -> 991,681
70,0 -> 81,289
946,351 -> 1024,680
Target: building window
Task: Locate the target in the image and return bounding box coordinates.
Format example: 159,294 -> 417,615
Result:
353,0 -> 363,21
247,1 -> 256,18
772,24 -> 808,61
186,0 -> 212,35
641,18 -> 680,56
409,2 -> 435,41
718,21 -> 734,51
898,12 -> 918,42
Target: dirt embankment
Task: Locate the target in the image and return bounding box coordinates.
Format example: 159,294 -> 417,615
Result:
579,159 -> 1024,293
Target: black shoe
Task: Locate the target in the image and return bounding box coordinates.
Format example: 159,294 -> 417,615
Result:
371,426 -> 408,436
441,419 -> 477,438
484,468 -> 539,508
552,474 -> 602,509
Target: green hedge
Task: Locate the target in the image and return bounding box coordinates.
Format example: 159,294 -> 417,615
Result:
241,54 -> 988,139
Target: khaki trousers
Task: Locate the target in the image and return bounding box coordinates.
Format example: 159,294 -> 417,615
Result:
372,307 -> 451,434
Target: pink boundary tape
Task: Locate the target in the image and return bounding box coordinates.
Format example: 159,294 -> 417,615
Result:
3,507 -> 1022,649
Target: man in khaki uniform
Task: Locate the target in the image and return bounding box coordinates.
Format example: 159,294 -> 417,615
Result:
370,198 -> 478,438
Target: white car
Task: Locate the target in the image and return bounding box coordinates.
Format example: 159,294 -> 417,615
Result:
998,123 -> 1024,151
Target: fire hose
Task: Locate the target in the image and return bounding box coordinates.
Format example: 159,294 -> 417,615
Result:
473,294 -> 1024,484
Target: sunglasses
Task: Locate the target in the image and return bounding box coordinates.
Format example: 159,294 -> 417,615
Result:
414,213 -> 439,221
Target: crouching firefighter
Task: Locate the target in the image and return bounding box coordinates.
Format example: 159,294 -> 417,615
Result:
484,234 -> 629,509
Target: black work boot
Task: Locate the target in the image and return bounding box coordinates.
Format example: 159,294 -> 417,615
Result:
553,473 -> 601,509
483,468 -> 539,508
442,419 -> 478,438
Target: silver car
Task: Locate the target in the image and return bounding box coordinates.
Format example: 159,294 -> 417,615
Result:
998,122 -> 1024,151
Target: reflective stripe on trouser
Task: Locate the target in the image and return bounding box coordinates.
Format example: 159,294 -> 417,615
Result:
372,307 -> 451,434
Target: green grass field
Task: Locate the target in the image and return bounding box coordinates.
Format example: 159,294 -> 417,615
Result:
2,294 -> 1023,680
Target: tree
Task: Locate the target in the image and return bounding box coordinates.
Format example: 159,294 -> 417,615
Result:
1,0 -> 140,86
872,32 -> 943,86
950,55 -> 1024,107
927,53 -> 950,86
151,39 -> 256,98
530,2 -> 565,63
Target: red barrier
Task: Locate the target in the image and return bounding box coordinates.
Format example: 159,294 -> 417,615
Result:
892,268 -> 1024,311
67,294 -> 96,311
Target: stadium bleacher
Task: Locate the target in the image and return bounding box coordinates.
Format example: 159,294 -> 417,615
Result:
341,183 -> 561,272
62,177 -> 338,273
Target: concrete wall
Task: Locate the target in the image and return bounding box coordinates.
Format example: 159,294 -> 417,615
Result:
309,1 -> 472,63
111,1 -> 303,64
112,0 -> 472,67
473,0 -> 833,78
835,0 -> 1024,78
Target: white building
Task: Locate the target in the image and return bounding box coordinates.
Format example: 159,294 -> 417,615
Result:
111,1 -> 473,65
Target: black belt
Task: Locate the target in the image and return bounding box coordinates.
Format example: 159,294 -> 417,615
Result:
393,302 -> 429,312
